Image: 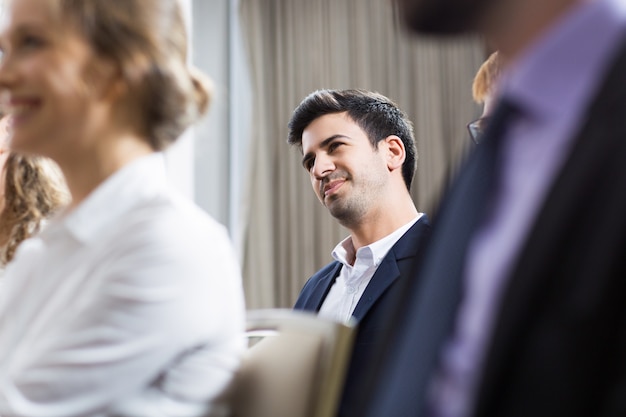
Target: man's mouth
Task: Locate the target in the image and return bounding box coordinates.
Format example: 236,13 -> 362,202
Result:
322,179 -> 345,197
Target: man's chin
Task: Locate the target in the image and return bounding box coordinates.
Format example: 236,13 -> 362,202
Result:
327,203 -> 349,222
325,199 -> 341,216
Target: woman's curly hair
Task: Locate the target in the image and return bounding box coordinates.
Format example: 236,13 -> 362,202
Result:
0,153 -> 69,264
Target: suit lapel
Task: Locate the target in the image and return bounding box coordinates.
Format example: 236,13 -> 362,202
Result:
351,253 -> 401,321
352,217 -> 430,321
299,263 -> 342,311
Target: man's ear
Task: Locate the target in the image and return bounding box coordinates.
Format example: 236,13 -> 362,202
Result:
383,135 -> 406,171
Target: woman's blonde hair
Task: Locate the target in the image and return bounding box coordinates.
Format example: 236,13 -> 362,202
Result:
58,0 -> 213,151
472,51 -> 502,104
0,153 -> 69,264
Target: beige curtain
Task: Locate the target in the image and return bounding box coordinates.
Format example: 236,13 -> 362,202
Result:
240,0 -> 485,309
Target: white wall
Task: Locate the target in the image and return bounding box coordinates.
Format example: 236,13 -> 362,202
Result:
164,0 -> 196,201
188,0 -> 251,253
190,0 -> 230,226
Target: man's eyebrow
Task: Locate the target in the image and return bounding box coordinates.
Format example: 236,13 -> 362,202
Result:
301,134 -> 350,167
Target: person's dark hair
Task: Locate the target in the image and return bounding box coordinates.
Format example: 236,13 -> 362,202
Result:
58,0 -> 212,151
287,89 -> 417,190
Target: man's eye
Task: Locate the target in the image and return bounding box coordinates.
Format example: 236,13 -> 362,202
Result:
328,142 -> 342,152
303,158 -> 314,171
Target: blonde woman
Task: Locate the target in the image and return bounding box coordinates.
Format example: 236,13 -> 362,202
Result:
0,0 -> 246,416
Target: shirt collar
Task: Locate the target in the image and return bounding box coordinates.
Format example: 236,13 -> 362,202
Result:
42,153 -> 168,245
500,0 -> 626,121
332,214 -> 423,268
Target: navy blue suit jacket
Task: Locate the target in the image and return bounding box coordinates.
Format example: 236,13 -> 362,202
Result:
294,217 -> 430,417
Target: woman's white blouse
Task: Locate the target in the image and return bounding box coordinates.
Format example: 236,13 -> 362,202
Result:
0,153 -> 246,417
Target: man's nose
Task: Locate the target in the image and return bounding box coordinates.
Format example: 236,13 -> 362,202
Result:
311,153 -> 334,180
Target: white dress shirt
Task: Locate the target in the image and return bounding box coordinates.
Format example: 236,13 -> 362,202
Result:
318,215 -> 422,324
0,153 -> 246,417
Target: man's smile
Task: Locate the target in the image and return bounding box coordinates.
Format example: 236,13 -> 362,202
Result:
322,178 -> 346,197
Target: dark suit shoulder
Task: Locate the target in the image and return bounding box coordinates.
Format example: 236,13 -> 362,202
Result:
293,260 -> 341,311
391,215 -> 431,260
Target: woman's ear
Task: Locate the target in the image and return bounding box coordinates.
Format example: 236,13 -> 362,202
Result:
85,56 -> 126,101
383,135 -> 406,171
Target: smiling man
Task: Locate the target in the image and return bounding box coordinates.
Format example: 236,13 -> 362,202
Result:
287,89 -> 430,417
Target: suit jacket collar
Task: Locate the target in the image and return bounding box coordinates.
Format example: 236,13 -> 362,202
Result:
297,262 -> 342,311
352,217 -> 429,321
296,216 -> 430,318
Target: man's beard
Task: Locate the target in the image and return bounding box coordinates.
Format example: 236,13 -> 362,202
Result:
326,193 -> 369,230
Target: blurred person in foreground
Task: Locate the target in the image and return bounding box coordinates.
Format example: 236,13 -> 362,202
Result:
288,89 -> 430,417
0,114 -> 69,277
362,0 -> 626,415
0,1 -> 245,416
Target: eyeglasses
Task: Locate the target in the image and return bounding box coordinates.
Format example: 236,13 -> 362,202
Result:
467,116 -> 491,144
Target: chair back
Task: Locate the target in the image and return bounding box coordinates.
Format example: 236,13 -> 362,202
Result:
228,309 -> 356,417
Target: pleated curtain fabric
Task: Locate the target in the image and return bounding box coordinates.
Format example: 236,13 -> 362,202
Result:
239,0 -> 486,309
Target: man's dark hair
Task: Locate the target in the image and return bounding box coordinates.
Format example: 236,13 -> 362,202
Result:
287,89 -> 417,190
